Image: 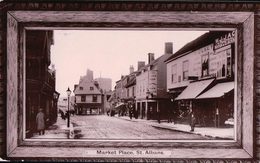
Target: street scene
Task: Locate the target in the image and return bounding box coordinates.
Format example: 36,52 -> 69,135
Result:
26,30 -> 235,140
32,114 -> 214,140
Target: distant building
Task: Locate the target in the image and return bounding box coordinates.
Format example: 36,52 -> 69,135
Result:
115,76 -> 126,102
94,77 -> 112,92
74,74 -> 102,115
74,70 -> 112,115
58,96 -> 75,113
125,66 -> 137,102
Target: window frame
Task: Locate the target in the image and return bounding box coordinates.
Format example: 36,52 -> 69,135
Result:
171,64 -> 177,83
81,95 -> 86,102
6,11 -> 255,159
92,95 -> 97,102
182,60 -> 189,81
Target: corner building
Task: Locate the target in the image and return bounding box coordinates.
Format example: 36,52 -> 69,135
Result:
135,43 -> 173,120
165,31 -> 235,127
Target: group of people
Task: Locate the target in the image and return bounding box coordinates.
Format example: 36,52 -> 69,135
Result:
128,106 -> 197,132
59,109 -> 75,120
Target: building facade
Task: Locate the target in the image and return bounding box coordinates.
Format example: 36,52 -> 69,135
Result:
74,74 -> 102,115
74,70 -> 112,115
26,30 -> 59,138
165,31 -> 235,127
135,43 -> 173,120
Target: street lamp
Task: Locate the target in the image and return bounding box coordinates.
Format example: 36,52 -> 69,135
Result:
66,87 -> 71,128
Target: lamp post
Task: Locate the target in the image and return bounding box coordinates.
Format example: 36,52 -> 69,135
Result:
66,87 -> 71,128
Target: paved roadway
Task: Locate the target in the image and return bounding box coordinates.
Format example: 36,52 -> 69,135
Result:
70,115 -> 211,140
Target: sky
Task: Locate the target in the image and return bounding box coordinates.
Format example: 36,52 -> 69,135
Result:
50,30 -> 208,97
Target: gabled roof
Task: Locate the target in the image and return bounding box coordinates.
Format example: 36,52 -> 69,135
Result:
74,77 -> 101,95
165,31 -> 230,63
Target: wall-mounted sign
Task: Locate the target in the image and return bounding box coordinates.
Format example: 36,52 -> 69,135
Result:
214,31 -> 235,50
148,70 -> 157,96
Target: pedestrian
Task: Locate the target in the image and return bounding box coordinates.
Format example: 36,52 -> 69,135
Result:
129,108 -> 133,120
167,108 -> 173,123
157,109 -> 161,124
190,112 -> 196,132
36,108 -> 45,135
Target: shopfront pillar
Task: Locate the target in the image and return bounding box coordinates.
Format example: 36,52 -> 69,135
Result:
145,100 -> 148,120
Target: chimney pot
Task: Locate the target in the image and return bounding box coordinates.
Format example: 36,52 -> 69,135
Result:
165,42 -> 173,54
148,53 -> 155,64
130,65 -> 134,74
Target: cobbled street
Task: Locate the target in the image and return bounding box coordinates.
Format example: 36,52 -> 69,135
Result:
67,115 -> 211,140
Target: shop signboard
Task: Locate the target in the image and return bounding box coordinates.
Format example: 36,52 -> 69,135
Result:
214,31 -> 235,50
148,70 -> 157,96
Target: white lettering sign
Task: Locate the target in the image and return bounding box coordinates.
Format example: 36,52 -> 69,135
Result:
148,70 -> 157,96
214,31 -> 235,50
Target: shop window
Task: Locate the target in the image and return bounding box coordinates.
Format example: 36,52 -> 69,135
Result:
201,54 -> 209,77
127,88 -> 129,97
171,64 -> 177,83
81,95 -> 86,102
93,95 -> 97,102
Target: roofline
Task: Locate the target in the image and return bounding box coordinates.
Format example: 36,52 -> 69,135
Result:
165,50 -> 193,63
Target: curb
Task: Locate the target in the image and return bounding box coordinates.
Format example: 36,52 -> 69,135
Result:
116,116 -> 217,139
114,116 -> 232,139
151,124 -> 215,139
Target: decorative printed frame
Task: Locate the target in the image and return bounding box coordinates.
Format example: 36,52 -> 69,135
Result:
1,1 -> 258,162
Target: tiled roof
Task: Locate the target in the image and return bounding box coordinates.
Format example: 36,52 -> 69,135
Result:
165,31 -> 230,63
74,77 -> 101,95
125,75 -> 136,88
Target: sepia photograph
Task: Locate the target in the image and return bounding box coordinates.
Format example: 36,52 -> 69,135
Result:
25,29 -> 236,141
2,1 -> 258,161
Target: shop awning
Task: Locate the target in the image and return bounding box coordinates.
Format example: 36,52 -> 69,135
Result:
175,78 -> 214,100
114,102 -> 126,110
196,82 -> 234,99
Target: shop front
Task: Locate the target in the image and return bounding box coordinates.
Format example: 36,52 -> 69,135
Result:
174,78 -> 215,124
196,82 -> 234,127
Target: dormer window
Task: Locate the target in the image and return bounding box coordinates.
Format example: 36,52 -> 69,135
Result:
79,87 -> 83,90
90,87 -> 94,90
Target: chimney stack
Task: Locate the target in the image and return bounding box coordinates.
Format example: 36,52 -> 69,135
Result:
137,61 -> 145,70
86,69 -> 94,81
148,53 -> 155,64
129,65 -> 134,74
165,42 -> 173,54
